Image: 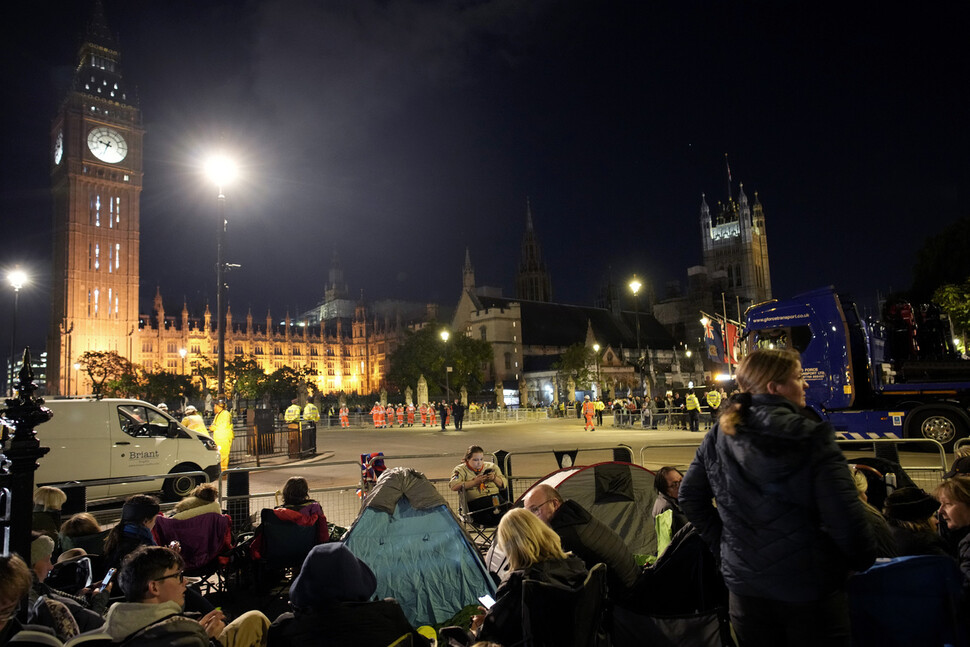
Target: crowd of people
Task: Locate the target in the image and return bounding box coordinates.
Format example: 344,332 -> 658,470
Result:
5,353 -> 970,646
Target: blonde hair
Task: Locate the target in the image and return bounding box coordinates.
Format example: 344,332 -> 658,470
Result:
720,349 -> 801,435
33,486 -> 67,511
497,508 -> 567,571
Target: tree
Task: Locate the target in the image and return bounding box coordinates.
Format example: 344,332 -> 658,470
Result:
265,366 -> 302,409
77,350 -> 133,398
553,344 -> 595,394
225,355 -> 265,403
933,279 -> 970,354
387,325 -> 492,397
142,370 -> 197,408
911,217 -> 970,301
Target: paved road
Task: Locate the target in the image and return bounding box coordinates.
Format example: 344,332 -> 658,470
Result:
242,416 -> 708,494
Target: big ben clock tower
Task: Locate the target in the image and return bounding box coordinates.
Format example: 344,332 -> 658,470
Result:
48,3 -> 143,395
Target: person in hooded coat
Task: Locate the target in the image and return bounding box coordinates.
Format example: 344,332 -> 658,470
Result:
679,349 -> 876,647
267,543 -> 428,647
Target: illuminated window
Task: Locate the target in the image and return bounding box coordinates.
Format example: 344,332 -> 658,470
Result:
167,342 -> 177,353
114,294 -> 118,318
94,244 -> 100,270
234,345 -> 243,355
93,289 -> 99,315
115,243 -> 120,270
191,345 -> 200,354
91,193 -> 101,226
107,288 -> 112,315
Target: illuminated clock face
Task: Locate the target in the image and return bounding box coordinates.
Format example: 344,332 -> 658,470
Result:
86,126 -> 128,164
53,130 -> 64,165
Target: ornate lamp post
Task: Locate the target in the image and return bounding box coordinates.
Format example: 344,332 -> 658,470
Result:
440,329 -> 451,401
592,343 -> 601,397
629,276 -> 643,396
204,156 -> 237,398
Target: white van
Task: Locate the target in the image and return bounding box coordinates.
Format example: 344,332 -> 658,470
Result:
28,398 -> 222,501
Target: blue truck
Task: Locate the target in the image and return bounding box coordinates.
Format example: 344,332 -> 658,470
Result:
744,286 -> 970,451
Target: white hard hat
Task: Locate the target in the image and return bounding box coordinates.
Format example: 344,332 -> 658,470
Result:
184,405 -> 197,414
157,403 -> 168,410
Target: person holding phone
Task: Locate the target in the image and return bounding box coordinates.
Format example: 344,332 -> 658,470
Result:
450,445 -> 505,501
27,533 -> 109,634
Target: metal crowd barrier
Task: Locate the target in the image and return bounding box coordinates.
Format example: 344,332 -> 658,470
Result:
613,410 -> 696,430
638,442 -> 704,471
837,438 -> 948,493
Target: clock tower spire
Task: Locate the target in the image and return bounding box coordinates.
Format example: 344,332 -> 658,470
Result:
47,3 -> 144,395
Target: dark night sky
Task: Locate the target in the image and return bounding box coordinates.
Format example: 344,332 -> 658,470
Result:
2,0 -> 968,355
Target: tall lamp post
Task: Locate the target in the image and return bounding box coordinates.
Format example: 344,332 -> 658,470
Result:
440,329 -> 451,401
179,347 -> 187,375
7,268 -> 27,396
629,276 -> 642,396
205,156 -> 237,397
73,363 -> 81,396
592,343 -> 601,398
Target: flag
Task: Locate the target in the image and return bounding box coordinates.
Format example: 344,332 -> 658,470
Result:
703,316 -> 725,363
725,322 -> 741,365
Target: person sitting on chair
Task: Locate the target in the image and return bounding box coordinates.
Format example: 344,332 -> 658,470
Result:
170,483 -> 222,520
104,495 -> 162,572
522,484 -> 639,597
268,543 -> 429,647
470,508 -> 588,646
450,445 -> 505,501
32,486 -> 67,542
102,546 -> 269,647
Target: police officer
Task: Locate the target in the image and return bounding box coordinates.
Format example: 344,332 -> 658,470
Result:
705,385 -> 722,429
685,390 -> 701,432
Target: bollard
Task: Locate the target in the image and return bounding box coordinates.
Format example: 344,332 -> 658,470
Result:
226,470 -> 251,536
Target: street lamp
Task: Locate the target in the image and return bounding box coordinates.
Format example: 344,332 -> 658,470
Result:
592,343 -> 601,397
440,329 -> 451,401
629,276 -> 643,396
7,268 -> 27,396
204,155 -> 237,397
73,363 -> 80,396
179,347 -> 187,374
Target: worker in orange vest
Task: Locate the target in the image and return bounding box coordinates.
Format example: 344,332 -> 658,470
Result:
370,401 -> 384,428
396,404 -> 405,427
406,403 -> 416,427
582,395 -> 596,431
428,402 -> 437,426
340,404 -> 350,428
419,402 -> 428,426
384,403 -> 395,428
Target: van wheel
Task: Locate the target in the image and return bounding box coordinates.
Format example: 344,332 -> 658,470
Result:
163,465 -> 201,501
905,407 -> 968,453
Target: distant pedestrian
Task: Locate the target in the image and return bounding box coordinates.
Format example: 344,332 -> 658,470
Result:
437,401 -> 448,431
453,399 -> 465,430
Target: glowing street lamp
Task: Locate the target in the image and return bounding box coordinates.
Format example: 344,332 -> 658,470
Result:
629,275 -> 643,396
7,268 -> 27,396
204,155 -> 237,398
73,362 -> 81,396
440,329 -> 451,401
179,347 -> 187,375
592,343 -> 601,397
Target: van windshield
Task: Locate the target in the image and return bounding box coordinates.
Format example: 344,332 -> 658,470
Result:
118,405 -> 170,438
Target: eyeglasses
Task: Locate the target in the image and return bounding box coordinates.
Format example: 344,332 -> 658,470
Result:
527,499 -> 555,514
153,570 -> 184,583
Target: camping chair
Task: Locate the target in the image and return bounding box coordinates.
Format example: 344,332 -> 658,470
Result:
848,555 -> 968,647
152,513 -> 233,595
360,452 -> 387,498
46,556 -> 94,595
456,485 -> 511,552
520,562 -> 608,647
254,507 -> 319,595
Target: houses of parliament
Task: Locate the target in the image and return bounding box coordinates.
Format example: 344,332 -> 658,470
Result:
45,7 -> 772,399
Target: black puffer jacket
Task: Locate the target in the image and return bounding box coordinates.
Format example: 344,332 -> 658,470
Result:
551,499 -> 639,595
679,394 -> 876,603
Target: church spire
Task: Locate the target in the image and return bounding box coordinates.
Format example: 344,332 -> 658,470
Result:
325,244 -> 348,302
515,200 -> 553,302
462,247 -> 475,291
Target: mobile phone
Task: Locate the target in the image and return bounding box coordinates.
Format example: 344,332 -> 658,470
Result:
100,568 -> 117,590
478,594 -> 496,609
483,468 -> 494,474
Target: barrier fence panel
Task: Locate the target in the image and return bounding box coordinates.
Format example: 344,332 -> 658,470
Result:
613,410 -> 693,430
638,442 -> 704,472
837,438 -> 949,493
500,445 -> 634,501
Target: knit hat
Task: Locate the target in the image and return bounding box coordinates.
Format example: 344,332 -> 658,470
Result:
943,456 -> 970,479
31,534 -> 55,566
289,543 -> 377,609
883,487 -> 939,522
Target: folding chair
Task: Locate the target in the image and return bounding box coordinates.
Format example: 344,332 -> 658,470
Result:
360,452 -> 387,498
521,562 -> 608,647
152,513 -> 234,595
457,485 -> 511,553
253,508 -> 320,595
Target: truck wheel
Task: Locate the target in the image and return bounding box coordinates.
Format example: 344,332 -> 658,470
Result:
163,465 -> 201,501
906,408 -> 968,453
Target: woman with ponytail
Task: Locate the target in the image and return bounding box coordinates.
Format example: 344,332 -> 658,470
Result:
679,348 -> 876,647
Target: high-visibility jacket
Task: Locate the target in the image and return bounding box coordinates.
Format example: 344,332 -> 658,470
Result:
406,404 -> 415,423
594,400 -> 605,412
685,393 -> 701,411
706,390 -> 722,410
284,404 -> 301,422
582,401 -> 596,417
182,413 -> 207,434
210,409 -> 234,470
370,404 -> 384,426
396,406 -> 405,423
303,403 -> 320,422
